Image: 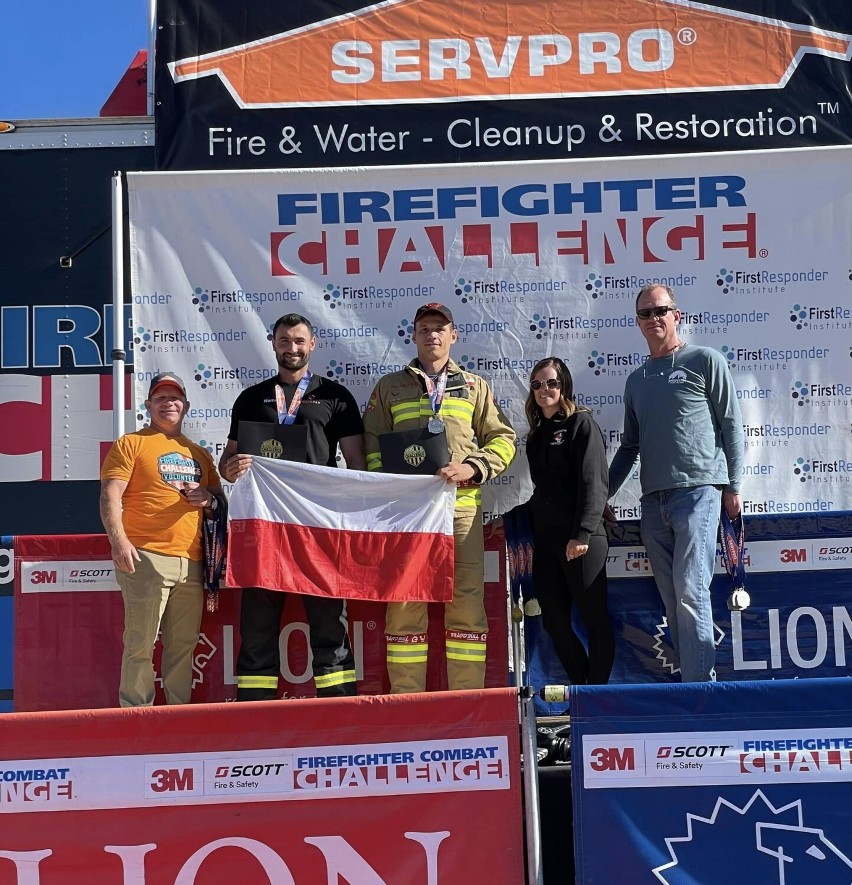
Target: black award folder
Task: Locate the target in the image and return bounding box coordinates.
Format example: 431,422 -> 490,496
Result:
238,421 -> 308,462
378,427 -> 449,475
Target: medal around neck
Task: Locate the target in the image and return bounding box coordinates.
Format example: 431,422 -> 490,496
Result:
428,416 -> 445,434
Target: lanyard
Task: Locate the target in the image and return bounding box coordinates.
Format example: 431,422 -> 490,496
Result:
275,372 -> 312,425
719,510 -> 746,588
719,509 -> 750,611
422,364 -> 448,417
202,499 -> 227,613
505,505 -> 535,609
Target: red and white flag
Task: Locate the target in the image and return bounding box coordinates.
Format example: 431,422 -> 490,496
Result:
225,458 -> 455,602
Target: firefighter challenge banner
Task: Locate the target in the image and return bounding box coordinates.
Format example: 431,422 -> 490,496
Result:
154,0 -> 852,170
128,147 -> 852,519
572,678 -> 852,883
0,689 -> 524,882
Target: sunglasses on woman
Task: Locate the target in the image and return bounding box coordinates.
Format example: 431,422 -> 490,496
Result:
530,379 -> 562,391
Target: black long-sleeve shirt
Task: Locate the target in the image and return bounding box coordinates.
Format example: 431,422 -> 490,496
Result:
526,410 -> 609,545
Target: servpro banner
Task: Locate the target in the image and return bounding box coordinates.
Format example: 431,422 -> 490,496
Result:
128,147 -> 852,518
154,0 -> 852,169
0,690 -> 524,882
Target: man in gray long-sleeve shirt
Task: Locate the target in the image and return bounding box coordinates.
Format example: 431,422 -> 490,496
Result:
609,283 -> 744,682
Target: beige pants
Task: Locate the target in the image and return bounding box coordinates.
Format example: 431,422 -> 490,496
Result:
386,508 -> 487,693
117,548 -> 203,707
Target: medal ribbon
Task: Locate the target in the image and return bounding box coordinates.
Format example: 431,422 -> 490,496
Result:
202,496 -> 228,613
505,504 -> 535,613
275,371 -> 312,425
719,509 -> 747,590
422,364 -> 448,419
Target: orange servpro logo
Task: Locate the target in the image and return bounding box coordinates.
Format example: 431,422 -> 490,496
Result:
169,0 -> 852,108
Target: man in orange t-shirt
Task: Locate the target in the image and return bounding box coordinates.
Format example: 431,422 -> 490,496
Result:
100,372 -> 222,707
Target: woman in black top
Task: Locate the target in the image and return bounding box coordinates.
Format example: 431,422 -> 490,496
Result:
520,357 -> 614,685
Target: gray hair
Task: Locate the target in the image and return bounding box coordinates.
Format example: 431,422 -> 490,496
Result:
635,283 -> 676,310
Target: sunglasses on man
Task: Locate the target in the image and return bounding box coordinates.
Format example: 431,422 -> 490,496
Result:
636,305 -> 678,320
530,378 -> 562,391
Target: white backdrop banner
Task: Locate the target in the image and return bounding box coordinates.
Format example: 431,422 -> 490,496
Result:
128,146 -> 852,519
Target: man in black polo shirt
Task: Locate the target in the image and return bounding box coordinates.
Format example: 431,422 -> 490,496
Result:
219,313 -> 366,700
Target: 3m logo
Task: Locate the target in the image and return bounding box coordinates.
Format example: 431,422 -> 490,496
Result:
780,548 -> 807,563
590,747 -> 635,771
149,768 -> 195,793
169,0 -> 852,108
30,570 -> 57,585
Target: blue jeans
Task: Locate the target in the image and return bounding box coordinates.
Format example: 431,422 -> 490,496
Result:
640,486 -> 721,682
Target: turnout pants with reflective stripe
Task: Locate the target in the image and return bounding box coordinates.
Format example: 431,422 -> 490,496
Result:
236,587 -> 356,700
386,507 -> 487,693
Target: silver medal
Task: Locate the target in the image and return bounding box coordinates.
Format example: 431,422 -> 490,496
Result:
428,416 -> 445,434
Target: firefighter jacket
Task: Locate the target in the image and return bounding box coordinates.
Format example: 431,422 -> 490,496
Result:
363,358 -> 516,508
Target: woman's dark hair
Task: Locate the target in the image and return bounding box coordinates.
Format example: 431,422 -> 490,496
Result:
524,357 -> 586,433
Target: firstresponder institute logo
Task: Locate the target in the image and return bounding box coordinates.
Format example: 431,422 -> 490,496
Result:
323,283 -> 343,309
397,318 -> 414,344
720,345 -> 737,368
791,380 -> 811,407
588,351 -> 607,375
133,326 -> 153,353
324,360 -> 345,379
584,272 -> 605,299
716,268 -> 735,295
789,304 -> 810,330
529,314 -> 548,339
190,287 -> 211,313
193,363 -> 213,390
454,278 -> 473,304
793,457 -> 813,483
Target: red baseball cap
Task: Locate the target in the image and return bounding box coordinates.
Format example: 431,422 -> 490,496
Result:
413,302 -> 454,325
147,372 -> 187,398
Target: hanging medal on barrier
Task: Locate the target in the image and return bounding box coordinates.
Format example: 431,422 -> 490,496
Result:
423,365 -> 448,434
719,509 -> 750,611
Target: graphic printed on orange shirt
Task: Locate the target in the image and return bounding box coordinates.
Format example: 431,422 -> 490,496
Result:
158,452 -> 202,490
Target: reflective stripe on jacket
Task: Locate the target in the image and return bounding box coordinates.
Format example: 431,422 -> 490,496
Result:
363,359 -> 516,506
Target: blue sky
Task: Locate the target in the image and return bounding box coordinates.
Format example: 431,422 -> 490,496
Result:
3,1 -> 149,120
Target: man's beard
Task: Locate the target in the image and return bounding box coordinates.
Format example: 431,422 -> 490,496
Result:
277,352 -> 309,371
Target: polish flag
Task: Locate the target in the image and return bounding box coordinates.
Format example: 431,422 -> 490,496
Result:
225,458 -> 455,602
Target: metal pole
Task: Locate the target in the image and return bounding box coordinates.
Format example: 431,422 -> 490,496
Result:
111,173 -> 126,440
513,599 -> 544,885
511,601 -> 524,694
147,0 -> 157,117
521,685 -> 544,885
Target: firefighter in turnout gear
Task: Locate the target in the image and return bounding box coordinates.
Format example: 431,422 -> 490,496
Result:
363,303 -> 516,692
